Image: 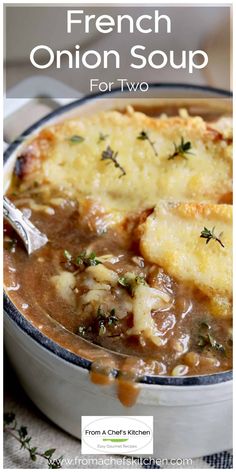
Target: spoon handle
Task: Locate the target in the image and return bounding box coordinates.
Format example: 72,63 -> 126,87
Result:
3,196 -> 48,255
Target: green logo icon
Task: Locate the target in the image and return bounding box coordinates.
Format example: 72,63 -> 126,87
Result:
102,438 -> 128,443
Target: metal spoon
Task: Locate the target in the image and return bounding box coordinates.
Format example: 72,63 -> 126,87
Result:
3,196 -> 48,255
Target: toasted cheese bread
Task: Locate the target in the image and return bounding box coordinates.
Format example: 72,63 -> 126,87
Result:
15,108 -> 232,215
140,202 -> 232,303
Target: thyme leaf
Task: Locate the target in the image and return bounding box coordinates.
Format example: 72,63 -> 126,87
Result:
199,321 -> 211,330
64,249 -> 72,262
137,130 -> 158,157
200,226 -> 224,248
198,333 -> 225,353
69,135 -> 84,144
101,146 -> 126,178
168,137 -> 193,160
4,412 -> 62,468
118,273 -> 147,296
117,276 -> 130,289
208,334 -> 225,353
98,322 -> 107,336
98,132 -> 109,143
77,326 -> 87,336
135,275 -> 147,286
77,325 -> 92,336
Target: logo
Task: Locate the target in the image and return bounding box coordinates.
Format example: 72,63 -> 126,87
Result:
81,416 -> 153,454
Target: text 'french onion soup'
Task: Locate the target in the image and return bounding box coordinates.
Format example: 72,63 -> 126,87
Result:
4,102 -> 232,406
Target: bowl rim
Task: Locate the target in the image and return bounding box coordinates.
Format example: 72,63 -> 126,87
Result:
4,82 -> 233,387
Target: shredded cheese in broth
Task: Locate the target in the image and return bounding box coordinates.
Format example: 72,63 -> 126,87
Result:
4,103 -> 232,406
128,284 -> 171,346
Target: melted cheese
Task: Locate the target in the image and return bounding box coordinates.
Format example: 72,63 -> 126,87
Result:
209,116 -> 233,141
85,264 -> 118,286
140,202 -> 232,303
21,108 -> 232,215
51,271 -> 76,306
128,284 -> 171,345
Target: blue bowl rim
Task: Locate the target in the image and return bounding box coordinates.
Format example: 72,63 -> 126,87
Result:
4,82 -> 233,387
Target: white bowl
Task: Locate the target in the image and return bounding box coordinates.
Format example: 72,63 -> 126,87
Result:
4,84 -> 233,459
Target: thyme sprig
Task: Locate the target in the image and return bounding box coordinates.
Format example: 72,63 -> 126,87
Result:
197,322 -> 225,354
96,307 -> 118,336
76,251 -> 102,267
4,412 -> 62,468
200,226 -> 224,248
137,130 -> 158,157
64,249 -> 101,267
168,137 -> 193,160
101,146 -> 126,178
78,307 -> 119,338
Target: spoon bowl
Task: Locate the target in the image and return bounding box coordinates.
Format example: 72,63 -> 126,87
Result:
3,196 -> 48,255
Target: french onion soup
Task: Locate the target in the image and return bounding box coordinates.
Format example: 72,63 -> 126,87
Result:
4,104 -> 232,406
